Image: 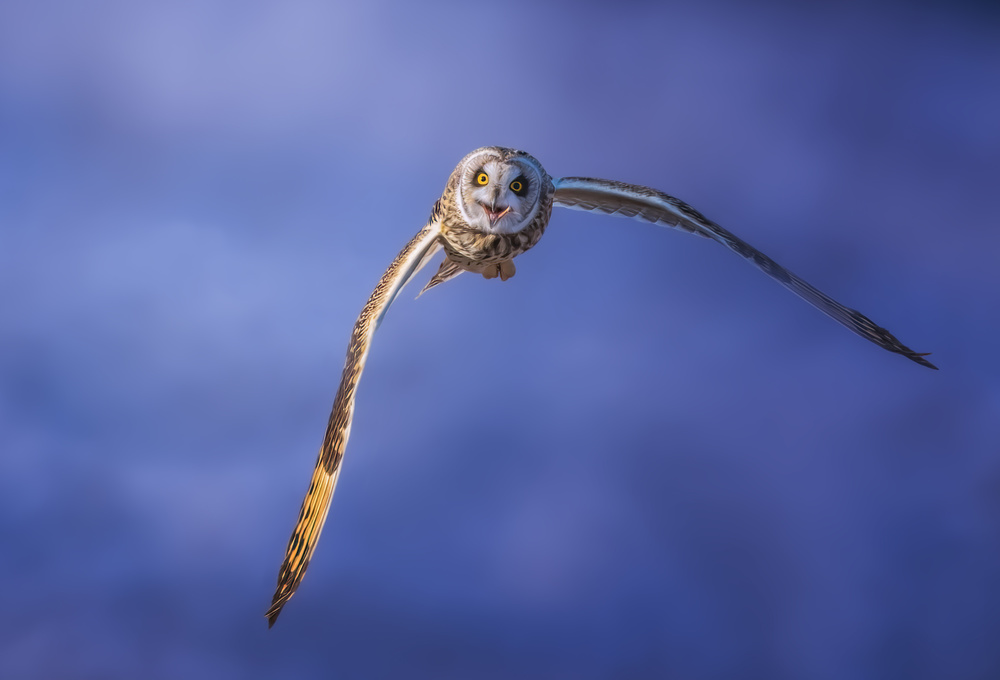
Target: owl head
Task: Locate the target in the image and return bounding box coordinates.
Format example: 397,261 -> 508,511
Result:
453,147 -> 552,235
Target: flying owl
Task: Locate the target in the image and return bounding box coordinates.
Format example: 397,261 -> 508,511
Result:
266,146 -> 935,626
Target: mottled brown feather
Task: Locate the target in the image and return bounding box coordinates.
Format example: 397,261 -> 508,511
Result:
437,147 -> 555,270
267,148 -> 558,628
266,224 -> 442,627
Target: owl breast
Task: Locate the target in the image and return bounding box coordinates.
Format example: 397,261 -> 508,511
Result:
427,146 -> 556,279
439,200 -> 552,269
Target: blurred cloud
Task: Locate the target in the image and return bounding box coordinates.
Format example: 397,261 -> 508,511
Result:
1,0 -> 999,678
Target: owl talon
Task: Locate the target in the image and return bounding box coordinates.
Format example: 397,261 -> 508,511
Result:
481,261 -> 516,281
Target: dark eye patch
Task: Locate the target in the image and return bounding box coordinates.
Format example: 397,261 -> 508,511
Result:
510,175 -> 528,196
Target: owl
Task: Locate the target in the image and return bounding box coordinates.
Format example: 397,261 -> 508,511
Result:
265,146 -> 934,626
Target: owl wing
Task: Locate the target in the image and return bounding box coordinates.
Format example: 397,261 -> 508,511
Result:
266,223 -> 443,627
553,177 -> 935,369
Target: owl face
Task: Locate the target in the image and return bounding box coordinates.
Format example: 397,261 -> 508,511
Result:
455,147 -> 548,235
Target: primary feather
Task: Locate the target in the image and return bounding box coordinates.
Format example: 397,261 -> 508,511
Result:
267,148 -> 934,627
553,176 -> 936,369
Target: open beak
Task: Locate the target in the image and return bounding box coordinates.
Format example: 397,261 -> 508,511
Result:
482,203 -> 512,227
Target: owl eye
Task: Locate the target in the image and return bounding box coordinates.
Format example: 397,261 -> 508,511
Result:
475,172 -> 489,186
510,177 -> 527,196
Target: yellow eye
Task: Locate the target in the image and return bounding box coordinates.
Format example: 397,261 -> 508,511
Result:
475,172 -> 489,186
510,180 -> 523,193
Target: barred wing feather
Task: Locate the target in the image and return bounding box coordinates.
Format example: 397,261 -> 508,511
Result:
266,223 -> 443,627
553,177 -> 935,369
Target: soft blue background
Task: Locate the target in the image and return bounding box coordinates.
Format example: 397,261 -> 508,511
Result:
2,1 -> 998,678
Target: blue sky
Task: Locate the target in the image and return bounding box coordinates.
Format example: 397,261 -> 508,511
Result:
1,1 -> 999,678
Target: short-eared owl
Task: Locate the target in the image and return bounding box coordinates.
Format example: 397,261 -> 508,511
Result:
266,146 -> 934,626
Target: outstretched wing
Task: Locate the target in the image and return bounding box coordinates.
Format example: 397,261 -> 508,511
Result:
553,177 -> 935,369
266,223 -> 443,627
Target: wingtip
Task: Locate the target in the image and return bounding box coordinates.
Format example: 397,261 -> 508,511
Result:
265,594 -> 288,629
879,326 -> 937,370
910,352 -> 938,370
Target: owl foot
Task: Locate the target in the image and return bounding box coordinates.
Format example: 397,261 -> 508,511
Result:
482,261 -> 516,281
499,260 -> 516,281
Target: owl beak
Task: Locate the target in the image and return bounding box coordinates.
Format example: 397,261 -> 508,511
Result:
481,203 -> 511,227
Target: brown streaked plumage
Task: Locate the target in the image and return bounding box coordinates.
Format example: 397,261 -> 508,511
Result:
265,223 -> 442,626
267,146 -> 934,627
423,147 -> 554,291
